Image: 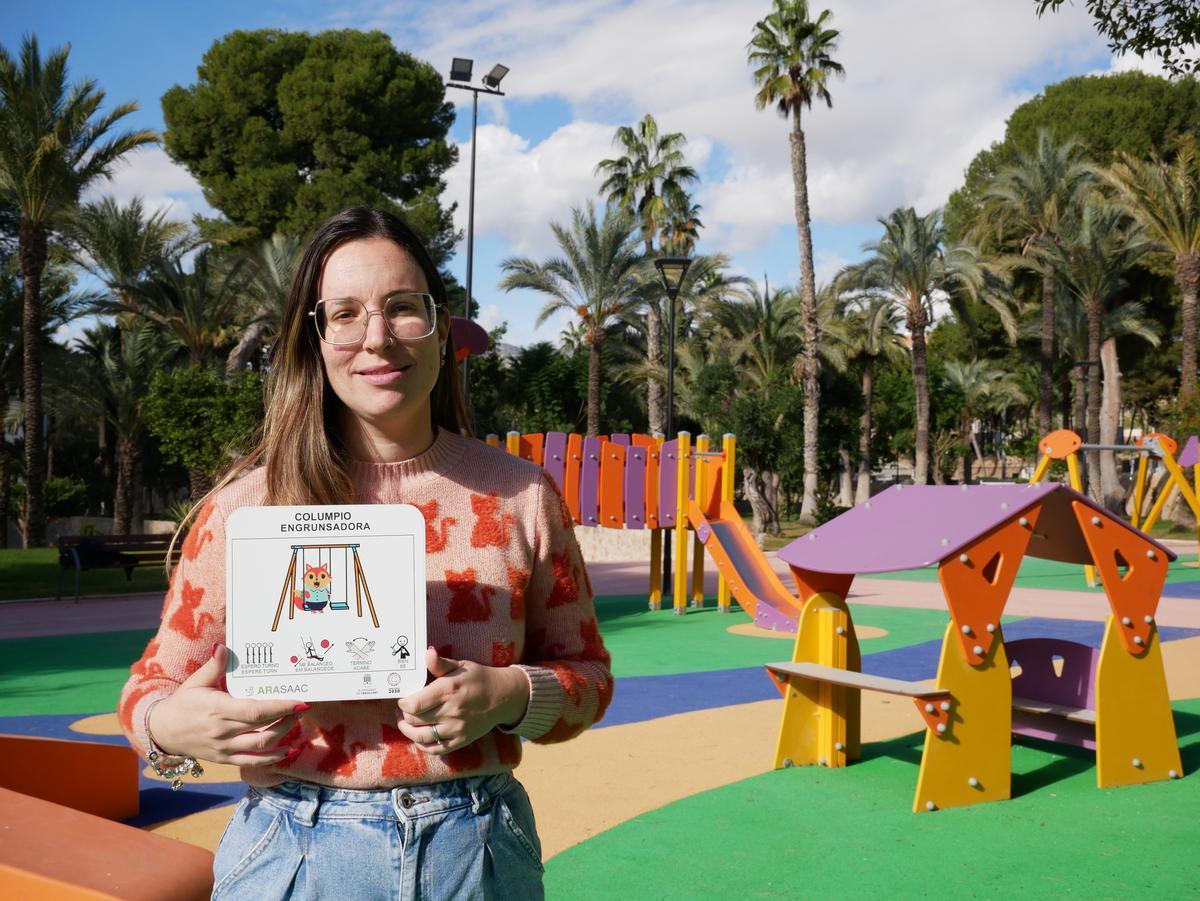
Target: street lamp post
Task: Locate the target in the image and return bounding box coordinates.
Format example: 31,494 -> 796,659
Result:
654,256 -> 692,597
445,59 -> 509,399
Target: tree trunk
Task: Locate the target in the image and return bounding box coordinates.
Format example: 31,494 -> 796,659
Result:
188,468 -> 213,503
1177,252 -> 1199,399
226,308 -> 273,378
1073,368 -> 1086,439
790,106 -> 820,524
1039,270 -> 1057,435
645,235 -> 665,434
0,382 -> 9,549
1099,337 -> 1123,511
113,435 -> 136,535
18,221 -> 47,548
909,302 -> 931,485
587,340 -> 602,437
960,416 -> 973,485
856,357 -> 874,504
763,470 -> 781,534
1085,296 -> 1104,499
743,466 -> 771,538
837,448 -> 854,507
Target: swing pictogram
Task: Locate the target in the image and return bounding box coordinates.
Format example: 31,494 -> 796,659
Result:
272,543 -> 380,632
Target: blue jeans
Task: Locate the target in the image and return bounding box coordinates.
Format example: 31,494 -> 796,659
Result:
211,774 -> 544,900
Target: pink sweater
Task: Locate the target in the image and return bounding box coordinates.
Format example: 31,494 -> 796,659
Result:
117,429 -> 614,789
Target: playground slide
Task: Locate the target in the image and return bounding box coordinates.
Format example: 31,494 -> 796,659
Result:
689,499 -> 803,631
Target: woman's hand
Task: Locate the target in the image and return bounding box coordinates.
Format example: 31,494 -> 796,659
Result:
395,647 -> 531,755
147,645 -> 306,767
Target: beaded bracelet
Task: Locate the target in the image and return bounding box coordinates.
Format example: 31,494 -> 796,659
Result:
144,699 -> 204,791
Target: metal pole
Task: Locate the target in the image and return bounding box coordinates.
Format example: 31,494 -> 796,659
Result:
462,89 -> 479,396
663,289 -> 676,594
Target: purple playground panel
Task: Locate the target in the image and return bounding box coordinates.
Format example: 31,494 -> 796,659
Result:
579,436 -> 601,527
1007,637 -> 1097,750
543,432 -> 567,493
659,439 -> 679,528
625,445 -> 647,530
779,483 -> 1175,575
610,433 -> 631,447
1180,435 -> 1199,467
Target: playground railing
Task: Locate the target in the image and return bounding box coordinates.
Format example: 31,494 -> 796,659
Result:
489,430 -> 736,614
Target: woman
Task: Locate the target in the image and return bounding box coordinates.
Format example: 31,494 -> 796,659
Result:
117,207 -> 614,900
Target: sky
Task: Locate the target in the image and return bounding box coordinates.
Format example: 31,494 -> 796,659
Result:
2,0 -> 1174,348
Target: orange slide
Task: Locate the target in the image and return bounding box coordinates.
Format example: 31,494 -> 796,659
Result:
688,499 -> 804,630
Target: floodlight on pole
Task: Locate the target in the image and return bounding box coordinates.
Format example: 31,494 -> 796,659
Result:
445,58 -> 510,407
654,255 -> 692,598
483,64 -> 509,88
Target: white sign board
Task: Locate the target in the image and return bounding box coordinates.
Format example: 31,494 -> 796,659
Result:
225,504 -> 427,702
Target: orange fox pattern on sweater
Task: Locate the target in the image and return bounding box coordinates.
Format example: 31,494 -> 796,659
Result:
117,430 -> 613,791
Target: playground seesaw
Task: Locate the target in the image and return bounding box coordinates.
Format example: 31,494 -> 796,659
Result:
1032,428 -> 1200,583
764,482 -> 1183,813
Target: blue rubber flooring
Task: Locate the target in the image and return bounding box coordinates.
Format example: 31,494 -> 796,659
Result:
596,617 -> 1200,729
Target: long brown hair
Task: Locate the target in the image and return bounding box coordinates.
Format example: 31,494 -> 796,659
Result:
170,207 -> 469,561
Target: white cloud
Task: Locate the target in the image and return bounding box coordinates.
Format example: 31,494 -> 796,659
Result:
814,249 -> 851,289
444,121 -> 616,257
351,0 -> 1118,344
82,146 -> 212,225
476,303 -> 505,332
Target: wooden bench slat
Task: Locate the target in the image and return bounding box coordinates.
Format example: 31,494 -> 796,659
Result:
1012,696 -> 1096,725
766,662 -> 947,699
767,663 -> 1098,725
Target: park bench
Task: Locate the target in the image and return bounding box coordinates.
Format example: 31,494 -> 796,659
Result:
56,533 -> 180,602
766,658 -> 1098,760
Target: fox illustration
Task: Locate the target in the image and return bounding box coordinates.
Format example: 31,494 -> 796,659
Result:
292,563 -> 333,612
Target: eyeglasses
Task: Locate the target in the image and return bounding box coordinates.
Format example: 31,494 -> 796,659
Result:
309,293 -> 438,345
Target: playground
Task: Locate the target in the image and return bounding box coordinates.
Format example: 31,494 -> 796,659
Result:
3,430 -> 1200,897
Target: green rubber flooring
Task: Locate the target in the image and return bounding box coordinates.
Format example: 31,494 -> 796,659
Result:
545,699 -> 1200,899
874,553 -> 1199,592
594,596 -> 978,678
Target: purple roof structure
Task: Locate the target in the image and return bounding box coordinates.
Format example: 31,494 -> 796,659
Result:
1179,435 -> 1199,468
778,482 -> 1175,575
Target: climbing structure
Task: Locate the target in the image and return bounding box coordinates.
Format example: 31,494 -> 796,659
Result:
767,483 -> 1182,813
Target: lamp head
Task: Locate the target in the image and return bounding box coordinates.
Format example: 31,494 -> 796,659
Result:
654,256 -> 693,300
449,58 -> 474,82
483,64 -> 510,89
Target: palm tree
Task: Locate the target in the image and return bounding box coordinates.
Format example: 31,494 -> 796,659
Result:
978,130 -> 1093,436
595,114 -> 698,433
118,250 -> 251,367
1041,290 -> 1161,507
704,281 -> 802,395
841,295 -> 906,502
1040,200 -> 1155,502
659,195 -> 703,255
498,203 -> 645,436
0,36 -> 155,545
1101,134 -> 1200,399
839,207 -> 1011,485
702,281 -> 805,534
748,0 -> 843,523
70,195 -> 191,310
226,233 -> 301,377
942,359 -> 1024,484
73,323 -> 169,534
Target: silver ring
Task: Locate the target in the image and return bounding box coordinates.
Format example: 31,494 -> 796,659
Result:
430,725 -> 444,746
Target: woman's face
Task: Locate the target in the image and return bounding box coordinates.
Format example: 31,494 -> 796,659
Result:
316,237 -> 446,452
